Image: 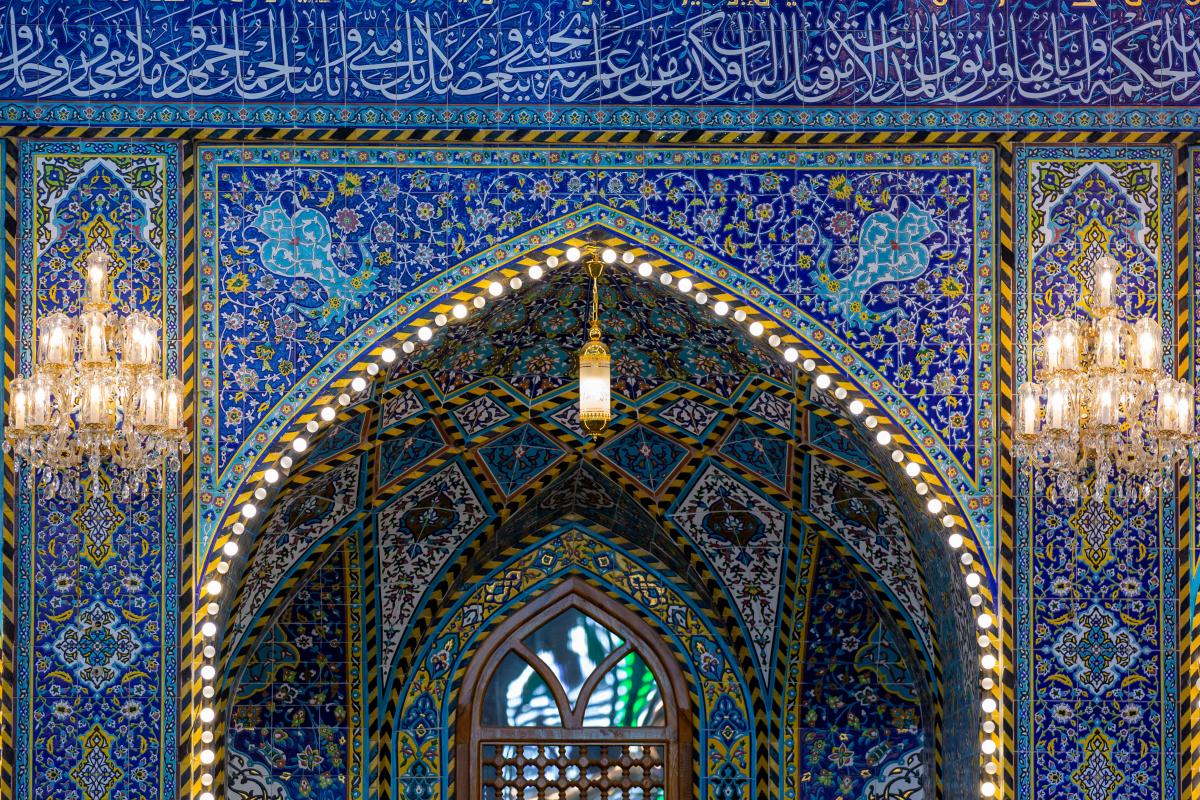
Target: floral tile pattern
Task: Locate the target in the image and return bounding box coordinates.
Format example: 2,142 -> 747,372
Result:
669,461 -> 788,672
228,535 -> 364,800
1014,145 -> 1177,800
196,145 -> 995,561
806,460 -> 933,659
795,541 -> 928,800
15,140 -> 180,800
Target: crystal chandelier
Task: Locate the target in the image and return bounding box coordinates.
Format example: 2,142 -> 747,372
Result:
577,243 -> 611,438
4,246 -> 188,500
1016,253 -> 1195,504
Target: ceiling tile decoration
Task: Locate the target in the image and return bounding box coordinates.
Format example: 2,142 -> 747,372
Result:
744,390 -> 794,433
229,458 -> 364,649
655,396 -> 722,438
304,416 -> 365,465
807,459 -> 933,657
598,424 -> 689,494
475,423 -> 568,498
376,460 -> 494,668
668,461 -> 789,672
451,393 -> 516,440
807,413 -> 877,474
379,388 -> 427,430
390,264 -> 788,406
378,420 -> 447,488
719,421 -> 790,490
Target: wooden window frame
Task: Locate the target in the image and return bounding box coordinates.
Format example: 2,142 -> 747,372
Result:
456,577 -> 693,799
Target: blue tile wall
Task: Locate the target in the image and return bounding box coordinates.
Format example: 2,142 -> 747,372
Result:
14,140 -> 180,800
1014,145 -> 1179,800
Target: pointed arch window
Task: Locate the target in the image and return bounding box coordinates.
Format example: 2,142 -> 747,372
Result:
458,579 -> 691,799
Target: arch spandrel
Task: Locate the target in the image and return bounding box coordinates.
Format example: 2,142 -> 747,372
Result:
197,146 -> 996,578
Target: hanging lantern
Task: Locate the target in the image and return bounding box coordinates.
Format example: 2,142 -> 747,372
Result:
578,245 -> 611,438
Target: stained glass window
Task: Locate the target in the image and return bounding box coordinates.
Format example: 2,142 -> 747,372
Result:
461,582 -> 688,800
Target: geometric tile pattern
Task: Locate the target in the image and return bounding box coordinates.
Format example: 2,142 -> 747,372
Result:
719,421 -> 789,489
378,420 -> 446,487
476,423 -> 566,497
598,424 -> 688,493
451,393 -> 515,439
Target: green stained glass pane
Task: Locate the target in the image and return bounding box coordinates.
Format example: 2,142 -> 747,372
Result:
582,652 -> 665,727
481,651 -> 563,727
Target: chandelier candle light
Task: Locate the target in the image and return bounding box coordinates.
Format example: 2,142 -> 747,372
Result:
1016,253 -> 1196,503
4,246 -> 188,500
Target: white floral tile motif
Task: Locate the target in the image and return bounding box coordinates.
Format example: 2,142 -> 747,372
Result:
656,396 -> 720,437
453,394 -> 515,439
807,459 -> 932,655
669,461 -> 787,672
376,461 -> 493,669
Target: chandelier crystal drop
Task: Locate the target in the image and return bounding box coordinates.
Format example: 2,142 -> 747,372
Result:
4,246 -> 189,501
577,243 -> 612,438
1016,253 -> 1196,504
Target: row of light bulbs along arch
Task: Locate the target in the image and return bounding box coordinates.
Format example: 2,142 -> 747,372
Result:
191,238 -> 1004,799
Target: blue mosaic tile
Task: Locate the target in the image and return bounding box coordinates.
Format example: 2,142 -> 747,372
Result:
718,421 -> 789,490
378,420 -> 447,487
598,425 -> 689,493
475,424 -> 566,497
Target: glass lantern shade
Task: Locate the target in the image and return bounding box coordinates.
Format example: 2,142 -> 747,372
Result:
1043,318 -> 1081,375
7,377 -> 29,432
1131,316 -> 1163,375
163,377 -> 185,434
121,311 -> 160,371
1093,315 -> 1125,373
79,309 -> 111,367
1157,378 -> 1178,434
1016,381 -> 1041,438
578,331 -> 611,438
36,311 -> 75,372
1091,375 -> 1120,428
1091,254 -> 1120,314
85,250 -> 111,309
79,373 -> 114,428
1044,377 -> 1077,433
1175,380 -> 1195,435
134,374 -> 165,430
26,372 -> 54,430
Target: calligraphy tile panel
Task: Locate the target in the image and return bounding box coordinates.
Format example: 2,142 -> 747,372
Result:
1013,145 -> 1177,800
196,145 -> 994,558
14,141 -> 181,800
0,2 -> 1198,129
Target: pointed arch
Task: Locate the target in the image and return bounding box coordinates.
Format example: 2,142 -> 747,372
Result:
454,577 -> 693,800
